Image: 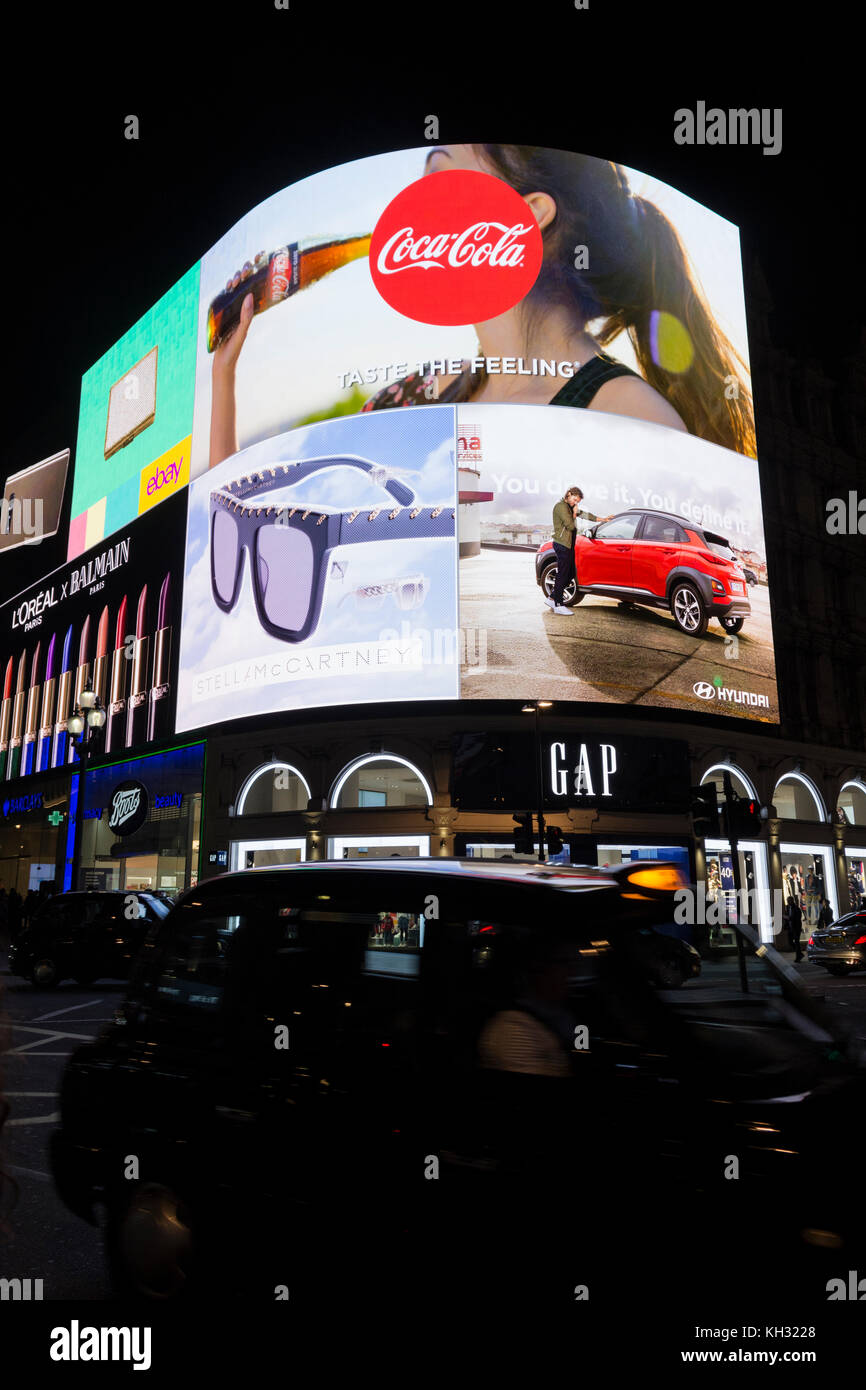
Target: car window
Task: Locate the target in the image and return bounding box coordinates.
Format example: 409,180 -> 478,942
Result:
641,516 -> 687,544
595,516 -> 639,541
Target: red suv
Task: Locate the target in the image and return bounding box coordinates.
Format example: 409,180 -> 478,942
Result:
535,508 -> 751,637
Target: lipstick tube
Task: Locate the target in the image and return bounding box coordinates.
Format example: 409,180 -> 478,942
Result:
37,680 -> 56,773
52,625 -> 75,769
126,585 -> 150,749
146,574 -> 171,742
92,604 -> 110,711
0,657 -> 12,772
6,651 -> 27,781
104,596 -> 128,756
21,642 -> 42,777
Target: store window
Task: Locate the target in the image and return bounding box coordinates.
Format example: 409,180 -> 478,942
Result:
236,763 -> 310,816
230,838 -> 306,872
596,845 -> 689,872
328,835 -> 430,860
780,844 -> 839,928
843,851 -> 866,913
330,755 -> 432,809
838,780 -> 866,827
773,773 -> 825,823
465,841 -> 570,866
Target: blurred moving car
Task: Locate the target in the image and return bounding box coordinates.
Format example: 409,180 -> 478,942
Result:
535,508 -> 751,637
8,889 -> 170,987
807,910 -> 866,975
50,859 -> 866,1306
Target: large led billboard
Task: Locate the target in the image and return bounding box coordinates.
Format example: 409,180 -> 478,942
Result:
1,491 -> 185,779
69,266 -> 200,560
69,141 -> 776,728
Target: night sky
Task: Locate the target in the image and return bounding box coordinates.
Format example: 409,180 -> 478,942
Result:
1,3 -> 858,594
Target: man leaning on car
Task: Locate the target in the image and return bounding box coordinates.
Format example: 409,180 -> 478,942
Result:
544,487 -> 612,615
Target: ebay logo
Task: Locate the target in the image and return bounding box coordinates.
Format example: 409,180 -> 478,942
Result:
138,435 -> 191,515
147,458 -> 183,496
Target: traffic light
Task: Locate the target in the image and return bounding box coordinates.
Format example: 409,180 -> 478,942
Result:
546,825 -> 565,857
725,796 -> 764,839
690,783 -> 720,838
513,812 -> 535,854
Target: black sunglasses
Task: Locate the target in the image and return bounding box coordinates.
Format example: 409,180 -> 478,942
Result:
210,454 -> 455,643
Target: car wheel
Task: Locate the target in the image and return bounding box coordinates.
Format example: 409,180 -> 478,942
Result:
824,964 -> 850,977
721,616 -> 745,634
541,562 -> 583,606
656,960 -> 685,989
107,1182 -> 197,1301
30,958 -> 60,988
670,583 -> 708,637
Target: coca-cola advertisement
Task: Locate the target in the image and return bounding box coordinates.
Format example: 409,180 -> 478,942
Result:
189,143 -> 754,489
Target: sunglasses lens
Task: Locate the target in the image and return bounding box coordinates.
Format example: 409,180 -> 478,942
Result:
256,524 -> 315,632
213,509 -> 240,604
397,580 -> 425,610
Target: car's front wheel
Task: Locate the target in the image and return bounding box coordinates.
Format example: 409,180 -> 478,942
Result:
721,615 -> 745,634
824,963 -> 851,977
541,562 -> 582,606
106,1182 -> 196,1301
670,582 -> 708,637
30,957 -> 61,988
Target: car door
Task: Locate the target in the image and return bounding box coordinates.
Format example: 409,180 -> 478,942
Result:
578,514 -> 639,590
630,514 -> 690,597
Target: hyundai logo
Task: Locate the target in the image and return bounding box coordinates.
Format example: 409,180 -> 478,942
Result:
693,681 -> 716,700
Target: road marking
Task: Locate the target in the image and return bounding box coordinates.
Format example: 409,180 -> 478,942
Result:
11,1026 -> 97,1049
32,999 -> 104,1022
7,1163 -> 52,1181
5,1091 -> 59,1097
6,1111 -> 60,1126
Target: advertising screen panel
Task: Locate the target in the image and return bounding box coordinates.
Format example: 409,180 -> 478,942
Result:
69,266 -> 200,561
458,405 -> 778,721
175,406 -> 458,733
72,144 -> 755,567
1,490 -> 186,779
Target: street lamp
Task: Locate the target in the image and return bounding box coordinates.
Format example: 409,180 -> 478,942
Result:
521,700 -> 553,863
66,684 -> 106,890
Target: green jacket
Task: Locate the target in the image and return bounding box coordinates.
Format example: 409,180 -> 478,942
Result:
552,499 -> 600,546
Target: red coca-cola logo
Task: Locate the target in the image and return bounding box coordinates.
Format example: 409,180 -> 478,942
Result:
369,169 -> 543,326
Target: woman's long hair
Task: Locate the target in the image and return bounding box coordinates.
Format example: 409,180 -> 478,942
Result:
474,144 -> 756,458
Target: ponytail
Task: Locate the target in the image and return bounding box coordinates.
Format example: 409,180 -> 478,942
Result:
474,145 -> 757,458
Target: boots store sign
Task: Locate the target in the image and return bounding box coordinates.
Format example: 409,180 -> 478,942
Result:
107,779 -> 149,836
452,732 -> 690,811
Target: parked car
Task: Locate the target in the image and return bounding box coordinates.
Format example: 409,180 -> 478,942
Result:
807,911 -> 866,975
50,859 -> 866,1307
535,508 -> 751,637
627,925 -> 702,988
8,889 -> 170,987
742,566 -> 759,586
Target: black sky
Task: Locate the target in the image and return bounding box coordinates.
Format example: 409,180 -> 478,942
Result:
1,2 -> 858,592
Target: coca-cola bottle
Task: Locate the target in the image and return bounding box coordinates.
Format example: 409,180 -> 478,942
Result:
206,234 -> 372,352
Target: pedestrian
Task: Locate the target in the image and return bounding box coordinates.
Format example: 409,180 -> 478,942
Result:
544,486 -> 611,616
817,898 -> 834,930
787,896 -> 803,961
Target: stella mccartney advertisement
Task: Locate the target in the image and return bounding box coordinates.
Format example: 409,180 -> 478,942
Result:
457,404 -> 779,722
0,491 -> 185,780
174,406 -> 458,731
